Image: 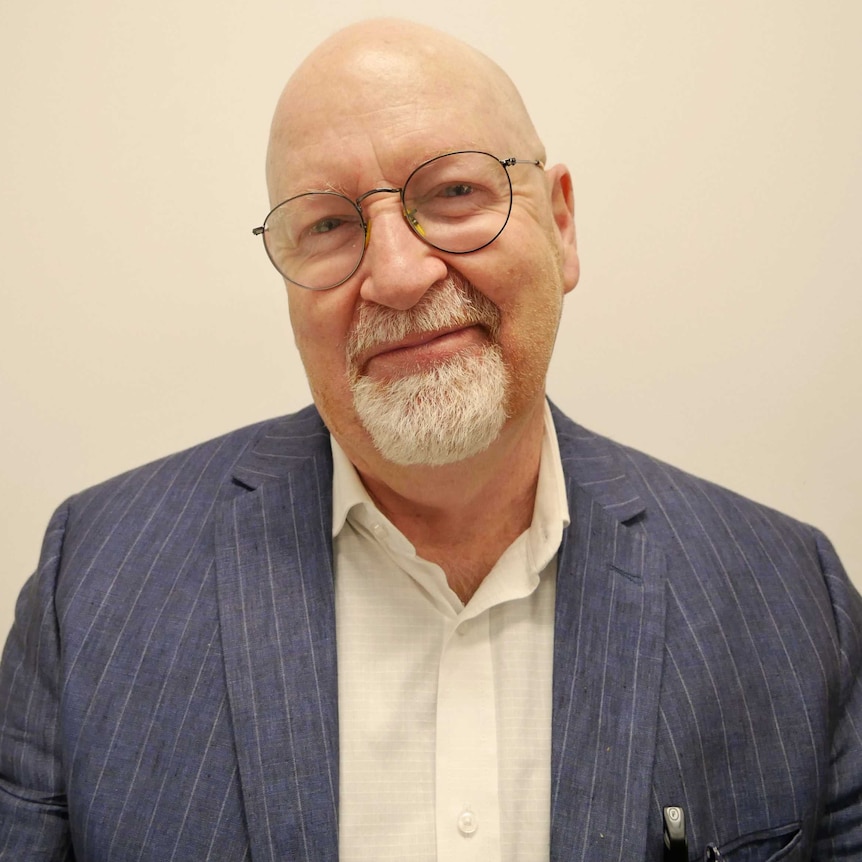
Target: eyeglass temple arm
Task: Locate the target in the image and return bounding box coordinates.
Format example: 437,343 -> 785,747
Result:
501,157 -> 545,169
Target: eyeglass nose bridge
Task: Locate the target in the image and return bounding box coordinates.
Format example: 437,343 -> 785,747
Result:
354,185 -> 423,249
355,186 -> 401,208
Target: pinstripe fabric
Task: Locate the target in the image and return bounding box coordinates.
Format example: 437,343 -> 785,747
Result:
1,403 -> 860,860
549,412 -> 862,861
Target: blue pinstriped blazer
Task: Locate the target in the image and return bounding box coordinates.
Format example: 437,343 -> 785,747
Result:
1,403 -> 860,861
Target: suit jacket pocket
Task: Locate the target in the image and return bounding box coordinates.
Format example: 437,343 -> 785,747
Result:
705,821 -> 802,861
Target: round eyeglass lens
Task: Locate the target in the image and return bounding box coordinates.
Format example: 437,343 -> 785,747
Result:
402,151 -> 513,253
263,191 -> 366,290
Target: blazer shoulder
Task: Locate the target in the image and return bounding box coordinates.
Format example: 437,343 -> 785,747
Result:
548,402 -> 849,617
550,401 -> 816,536
61,404 -> 329,527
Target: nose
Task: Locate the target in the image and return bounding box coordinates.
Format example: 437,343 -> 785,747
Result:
357,199 -> 449,310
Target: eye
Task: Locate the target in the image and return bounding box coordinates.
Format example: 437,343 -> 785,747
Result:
309,216 -> 349,234
440,183 -> 474,198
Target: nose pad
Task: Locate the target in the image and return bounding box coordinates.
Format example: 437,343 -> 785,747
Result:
406,208 -> 426,237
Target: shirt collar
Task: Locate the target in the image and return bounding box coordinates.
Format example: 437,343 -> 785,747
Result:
331,400 -> 570,541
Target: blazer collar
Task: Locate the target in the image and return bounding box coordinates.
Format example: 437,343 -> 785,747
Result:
230,402 -> 649,518
550,402 -> 647,523
229,406 -> 333,491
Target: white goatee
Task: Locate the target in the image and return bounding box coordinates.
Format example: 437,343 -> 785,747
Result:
347,276 -> 508,466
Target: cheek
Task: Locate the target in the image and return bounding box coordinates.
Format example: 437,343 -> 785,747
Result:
288,296 -> 356,429
477,240 -> 565,330
287,287 -> 355,372
491,248 -> 566,372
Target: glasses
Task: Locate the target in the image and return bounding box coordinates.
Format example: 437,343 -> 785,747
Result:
252,150 -> 544,290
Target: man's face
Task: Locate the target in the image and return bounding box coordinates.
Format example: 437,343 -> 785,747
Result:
268,38 -> 579,470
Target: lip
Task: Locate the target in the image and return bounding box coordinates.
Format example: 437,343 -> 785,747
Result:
356,324 -> 486,376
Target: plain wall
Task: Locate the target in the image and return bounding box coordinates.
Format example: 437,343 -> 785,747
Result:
1,1 -> 860,639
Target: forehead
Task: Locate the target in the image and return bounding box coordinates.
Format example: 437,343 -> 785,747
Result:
278,131 -> 498,200
267,40 -> 527,201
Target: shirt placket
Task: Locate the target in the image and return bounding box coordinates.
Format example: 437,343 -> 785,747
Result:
435,610 -> 501,862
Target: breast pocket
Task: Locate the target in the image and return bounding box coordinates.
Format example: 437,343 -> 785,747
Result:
704,821 -> 802,861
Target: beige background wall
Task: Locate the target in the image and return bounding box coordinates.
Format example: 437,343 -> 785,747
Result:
1,1 -> 860,639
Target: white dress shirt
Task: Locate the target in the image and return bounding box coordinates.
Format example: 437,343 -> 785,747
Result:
333,402 -> 570,862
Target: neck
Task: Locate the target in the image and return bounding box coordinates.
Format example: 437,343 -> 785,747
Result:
343,399 -> 547,602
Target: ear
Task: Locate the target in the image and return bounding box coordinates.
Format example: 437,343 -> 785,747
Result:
546,164 -> 580,293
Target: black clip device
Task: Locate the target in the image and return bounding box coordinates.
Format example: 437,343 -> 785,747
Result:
663,805 -> 688,861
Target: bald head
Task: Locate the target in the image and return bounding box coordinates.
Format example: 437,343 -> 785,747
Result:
266,19 -> 544,201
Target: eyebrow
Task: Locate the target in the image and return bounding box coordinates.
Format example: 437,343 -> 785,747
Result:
275,181 -> 351,201
280,147 -> 504,202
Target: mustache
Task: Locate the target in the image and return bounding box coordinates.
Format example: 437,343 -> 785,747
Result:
346,273 -> 501,367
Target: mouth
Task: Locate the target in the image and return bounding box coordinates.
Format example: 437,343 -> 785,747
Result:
346,273 -> 502,382
355,323 -> 489,380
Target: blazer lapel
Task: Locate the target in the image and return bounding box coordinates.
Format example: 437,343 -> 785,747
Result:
215,410 -> 339,862
550,412 -> 668,862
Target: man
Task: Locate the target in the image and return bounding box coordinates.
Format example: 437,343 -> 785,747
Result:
0,18 -> 859,862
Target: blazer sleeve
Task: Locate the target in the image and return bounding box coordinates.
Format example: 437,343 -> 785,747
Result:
0,503 -> 73,860
813,530 -> 862,859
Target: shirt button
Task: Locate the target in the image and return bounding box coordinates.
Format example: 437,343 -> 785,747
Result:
371,522 -> 386,539
457,809 -> 478,836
